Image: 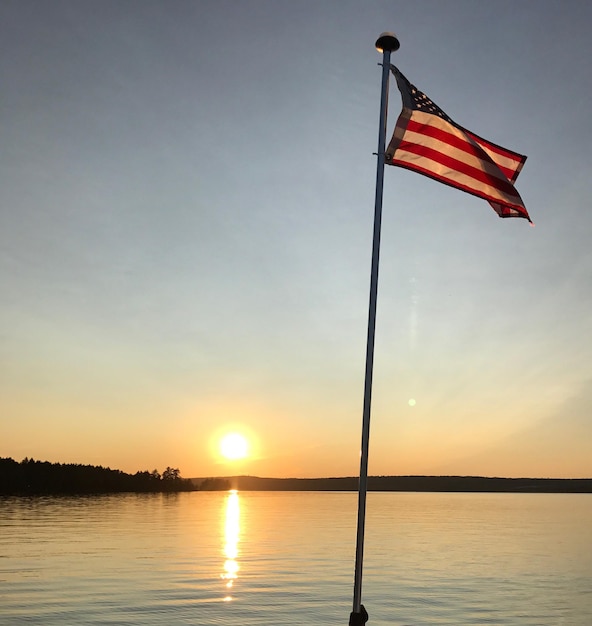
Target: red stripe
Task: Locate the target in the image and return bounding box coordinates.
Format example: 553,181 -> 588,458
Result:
489,201 -> 529,219
396,140 -> 522,200
464,128 -> 526,163
390,158 -> 528,215
405,119 -> 519,181
465,130 -> 526,184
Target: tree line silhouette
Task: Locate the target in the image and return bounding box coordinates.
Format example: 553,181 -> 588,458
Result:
0,457 -> 197,495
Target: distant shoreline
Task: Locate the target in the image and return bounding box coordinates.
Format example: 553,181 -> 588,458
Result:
193,475 -> 592,493
3,456 -> 591,495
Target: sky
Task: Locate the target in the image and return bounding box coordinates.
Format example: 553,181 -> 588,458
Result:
2,0 -> 591,480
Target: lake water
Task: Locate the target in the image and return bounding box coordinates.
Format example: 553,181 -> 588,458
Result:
1,491 -> 591,625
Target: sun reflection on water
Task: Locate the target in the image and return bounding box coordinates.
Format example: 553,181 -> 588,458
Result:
221,489 -> 240,601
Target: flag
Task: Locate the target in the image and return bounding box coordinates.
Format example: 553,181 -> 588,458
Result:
386,65 -> 531,222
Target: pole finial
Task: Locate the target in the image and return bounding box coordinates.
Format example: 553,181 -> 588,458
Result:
375,32 -> 400,53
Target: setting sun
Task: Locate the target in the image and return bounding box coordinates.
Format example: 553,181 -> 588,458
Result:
220,433 -> 249,461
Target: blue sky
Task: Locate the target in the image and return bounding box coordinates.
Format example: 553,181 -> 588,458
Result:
2,0 -> 591,478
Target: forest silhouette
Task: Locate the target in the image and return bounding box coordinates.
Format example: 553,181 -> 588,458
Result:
0,457 -> 197,495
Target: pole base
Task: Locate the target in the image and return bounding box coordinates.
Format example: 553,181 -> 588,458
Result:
349,605 -> 369,625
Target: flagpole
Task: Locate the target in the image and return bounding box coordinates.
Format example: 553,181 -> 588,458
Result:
350,32 -> 400,626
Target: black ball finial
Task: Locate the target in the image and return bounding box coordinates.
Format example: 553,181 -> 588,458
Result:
375,32 -> 400,53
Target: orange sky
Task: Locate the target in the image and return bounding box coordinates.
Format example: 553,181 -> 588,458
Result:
2,2 -> 592,480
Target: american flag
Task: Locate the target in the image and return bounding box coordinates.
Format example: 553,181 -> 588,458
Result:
386,66 -> 531,222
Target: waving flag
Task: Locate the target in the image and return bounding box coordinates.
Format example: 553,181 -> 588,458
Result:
386,65 -> 531,222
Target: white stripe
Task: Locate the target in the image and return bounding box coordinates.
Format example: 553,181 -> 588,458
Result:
474,138 -> 523,177
402,126 -> 512,188
392,148 -> 520,206
410,111 -> 522,177
397,119 -> 522,204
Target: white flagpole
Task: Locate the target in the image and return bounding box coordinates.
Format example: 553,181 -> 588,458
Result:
350,32 -> 400,625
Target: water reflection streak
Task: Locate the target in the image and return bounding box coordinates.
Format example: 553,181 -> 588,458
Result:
221,490 -> 240,600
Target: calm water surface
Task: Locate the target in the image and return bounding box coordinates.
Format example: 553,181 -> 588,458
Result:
1,491 -> 591,625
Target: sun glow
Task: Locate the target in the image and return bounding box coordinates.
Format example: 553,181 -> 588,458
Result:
220,433 -> 249,461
